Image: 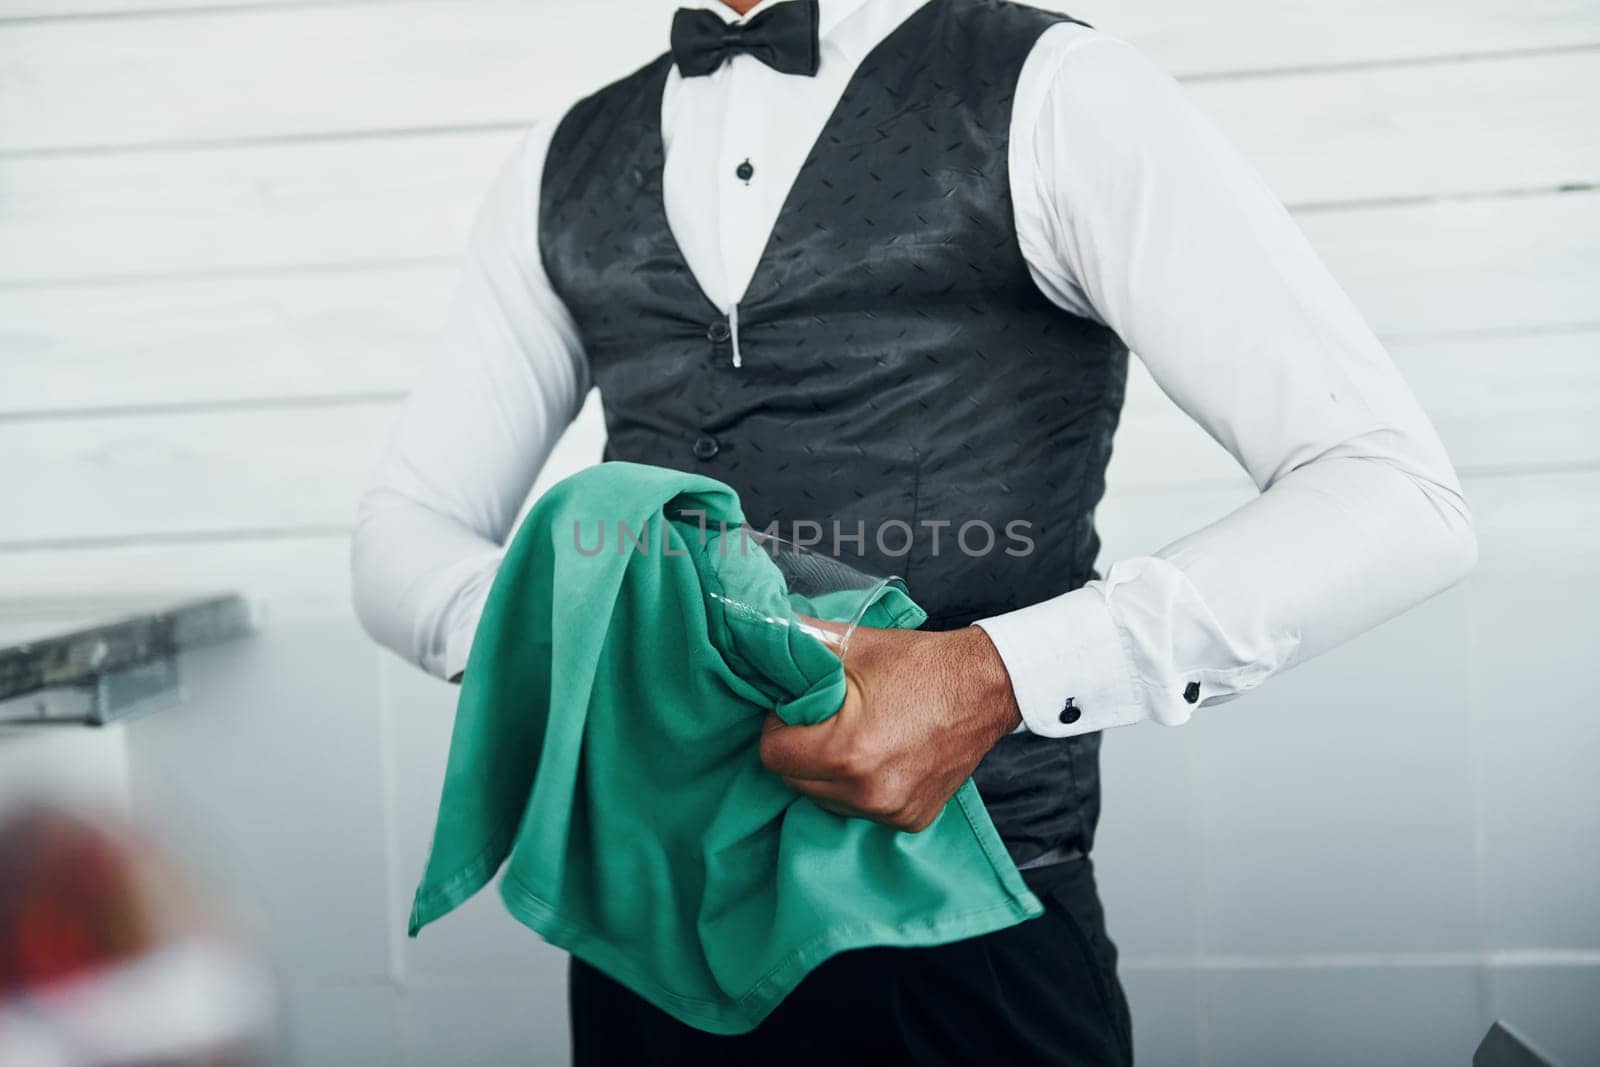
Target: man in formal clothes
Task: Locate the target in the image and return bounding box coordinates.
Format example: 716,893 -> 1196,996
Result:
352,0 -> 1477,1061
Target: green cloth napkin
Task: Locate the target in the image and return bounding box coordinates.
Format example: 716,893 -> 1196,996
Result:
408,462 -> 1040,1034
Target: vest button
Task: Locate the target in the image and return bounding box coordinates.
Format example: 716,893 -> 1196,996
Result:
706,319 -> 731,344
1058,698 -> 1081,725
692,435 -> 720,461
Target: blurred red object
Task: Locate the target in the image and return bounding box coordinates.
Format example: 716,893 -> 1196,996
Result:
0,804 -> 278,1066
0,807 -> 161,995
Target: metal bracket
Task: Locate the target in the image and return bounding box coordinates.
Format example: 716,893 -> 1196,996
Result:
0,655 -> 184,727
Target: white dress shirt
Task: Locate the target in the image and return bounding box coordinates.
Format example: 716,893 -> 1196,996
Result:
351,0 -> 1477,739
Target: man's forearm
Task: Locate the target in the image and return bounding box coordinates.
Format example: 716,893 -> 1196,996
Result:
978,452 -> 1477,737
350,485 -> 503,680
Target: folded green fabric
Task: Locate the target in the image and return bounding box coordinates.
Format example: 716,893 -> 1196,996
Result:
409,461 -> 1040,1034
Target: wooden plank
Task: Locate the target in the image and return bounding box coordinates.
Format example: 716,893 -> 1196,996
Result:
0,131 -> 517,284
4,1 -> 1598,148
0,464 -> 1583,624
0,390 -> 606,544
0,399 -> 604,606
1106,327 -> 1600,495
0,264 -> 452,414
1070,0 -> 1600,76
4,103 -> 1597,295
3,3 -> 1596,186
0,0 -> 667,152
0,535 -> 354,619
1189,51 -> 1599,206
3,264 -> 1594,448
1301,190 -> 1600,337
3,187 -> 1597,414
0,0 -> 335,17
1393,328 -> 1600,475
3,321 -> 1595,543
0,402 -> 396,544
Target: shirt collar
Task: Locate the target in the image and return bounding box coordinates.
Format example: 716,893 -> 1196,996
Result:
676,0 -> 874,44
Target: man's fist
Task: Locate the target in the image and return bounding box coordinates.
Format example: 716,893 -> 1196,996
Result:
759,623 -> 1022,832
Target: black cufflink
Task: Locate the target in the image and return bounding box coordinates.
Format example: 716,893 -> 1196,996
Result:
1183,681 -> 1200,705
1058,698 -> 1081,725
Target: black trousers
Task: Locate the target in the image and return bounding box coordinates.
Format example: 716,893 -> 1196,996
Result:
569,857 -> 1133,1066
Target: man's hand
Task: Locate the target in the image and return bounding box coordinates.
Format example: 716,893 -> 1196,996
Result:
759,624 -> 1022,832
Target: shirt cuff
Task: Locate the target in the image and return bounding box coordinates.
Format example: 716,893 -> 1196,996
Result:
441,618 -> 473,683
437,555 -> 503,683
974,587 -> 1146,738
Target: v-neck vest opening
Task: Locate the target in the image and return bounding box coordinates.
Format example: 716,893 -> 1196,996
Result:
537,0 -> 1127,866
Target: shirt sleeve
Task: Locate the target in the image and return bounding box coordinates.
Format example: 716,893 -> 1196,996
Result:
350,120 -> 588,681
976,28 -> 1478,737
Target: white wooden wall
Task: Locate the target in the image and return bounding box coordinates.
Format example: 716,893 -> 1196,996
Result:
1,2 -> 1596,1064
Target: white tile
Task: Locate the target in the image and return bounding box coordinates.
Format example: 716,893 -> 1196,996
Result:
0,722 -> 129,814
122,619 -> 393,984
1467,474 -> 1600,952
1094,487 -> 1243,961
1486,965 -> 1600,1067
1096,724 -> 1203,957
381,654 -> 568,982
1122,968 -> 1200,1067
1203,965 -> 1483,1067
1190,589 -> 1479,956
403,979 -> 570,1067
280,982 -> 399,1067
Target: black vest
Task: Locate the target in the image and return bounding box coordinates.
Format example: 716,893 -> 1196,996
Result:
539,0 -> 1128,864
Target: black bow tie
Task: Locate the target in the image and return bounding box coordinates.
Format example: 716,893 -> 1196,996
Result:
670,0 -> 821,78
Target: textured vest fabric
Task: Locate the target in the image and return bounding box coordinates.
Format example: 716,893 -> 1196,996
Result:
538,0 -> 1129,865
